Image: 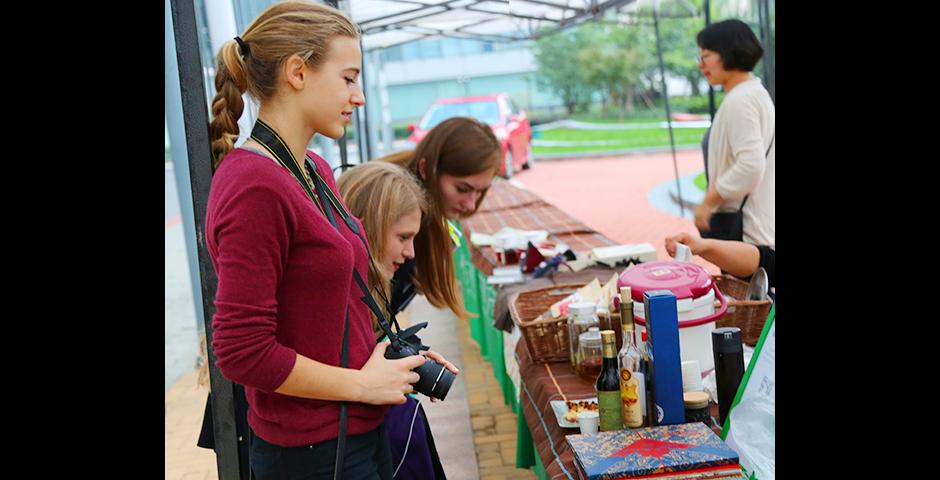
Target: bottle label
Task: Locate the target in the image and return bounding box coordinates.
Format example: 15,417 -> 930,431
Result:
597,391 -> 623,432
620,368 -> 645,428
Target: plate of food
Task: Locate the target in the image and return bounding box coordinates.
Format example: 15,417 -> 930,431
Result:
550,398 -> 598,428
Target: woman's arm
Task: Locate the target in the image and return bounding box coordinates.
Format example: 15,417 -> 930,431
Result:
713,100 -> 767,202
694,186 -> 726,232
276,342 -> 427,405
666,232 -> 760,278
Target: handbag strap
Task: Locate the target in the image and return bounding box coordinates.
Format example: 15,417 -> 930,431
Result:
735,131 -> 775,212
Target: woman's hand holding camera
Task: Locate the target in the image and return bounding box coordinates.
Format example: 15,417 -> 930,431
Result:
422,350 -> 459,403
356,341 -> 427,405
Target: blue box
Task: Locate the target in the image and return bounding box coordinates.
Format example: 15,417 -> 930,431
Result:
644,290 -> 685,425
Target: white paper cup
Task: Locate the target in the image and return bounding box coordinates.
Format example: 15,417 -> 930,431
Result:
674,243 -> 692,262
577,411 -> 599,436
681,360 -> 703,393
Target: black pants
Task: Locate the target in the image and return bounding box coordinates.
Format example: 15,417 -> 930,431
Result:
250,424 -> 392,480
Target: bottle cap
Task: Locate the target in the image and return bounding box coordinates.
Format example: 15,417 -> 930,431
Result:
619,287 -> 632,302
712,327 -> 743,353
580,328 -> 601,342
683,391 -> 710,409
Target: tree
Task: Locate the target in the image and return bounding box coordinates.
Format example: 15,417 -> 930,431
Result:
629,1 -> 705,98
656,17 -> 704,96
577,23 -> 654,119
532,28 -> 594,115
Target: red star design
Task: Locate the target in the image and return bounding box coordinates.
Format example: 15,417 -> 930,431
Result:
612,438 -> 696,460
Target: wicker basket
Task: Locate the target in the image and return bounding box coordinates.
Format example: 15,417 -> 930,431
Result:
509,283 -> 621,364
713,275 -> 772,346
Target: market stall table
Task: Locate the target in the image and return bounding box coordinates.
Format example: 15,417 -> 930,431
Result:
514,340 -> 724,479
452,178 -> 620,477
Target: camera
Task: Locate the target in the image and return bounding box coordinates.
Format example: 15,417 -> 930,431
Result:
384,321 -> 456,401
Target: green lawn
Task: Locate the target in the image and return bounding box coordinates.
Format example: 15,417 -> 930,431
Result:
568,116 -> 666,124
694,172 -> 707,192
533,127 -> 707,154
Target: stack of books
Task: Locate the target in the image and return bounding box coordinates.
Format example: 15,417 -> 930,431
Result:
566,423 -> 743,479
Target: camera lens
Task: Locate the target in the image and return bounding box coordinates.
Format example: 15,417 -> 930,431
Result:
413,358 -> 456,401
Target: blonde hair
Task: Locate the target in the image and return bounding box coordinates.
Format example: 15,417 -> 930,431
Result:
208,0 -> 359,168
338,162 -> 428,337
380,116 -> 501,319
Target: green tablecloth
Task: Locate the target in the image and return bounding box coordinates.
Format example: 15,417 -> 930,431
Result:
453,225 -> 544,476
454,225 -> 517,411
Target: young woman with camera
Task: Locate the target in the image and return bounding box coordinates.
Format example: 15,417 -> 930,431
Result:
202,2 -> 454,478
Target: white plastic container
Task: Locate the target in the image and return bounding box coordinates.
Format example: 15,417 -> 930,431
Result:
618,261 -> 729,375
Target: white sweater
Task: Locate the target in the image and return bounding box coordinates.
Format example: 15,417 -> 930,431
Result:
707,77 -> 775,249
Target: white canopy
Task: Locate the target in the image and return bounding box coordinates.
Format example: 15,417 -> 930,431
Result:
349,0 -> 691,51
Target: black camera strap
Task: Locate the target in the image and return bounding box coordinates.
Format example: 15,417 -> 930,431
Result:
306,157 -> 403,480
249,120 -> 385,479
306,156 -> 402,340
249,120 -> 326,216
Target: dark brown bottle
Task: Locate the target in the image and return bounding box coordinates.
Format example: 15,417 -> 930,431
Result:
596,330 -> 623,431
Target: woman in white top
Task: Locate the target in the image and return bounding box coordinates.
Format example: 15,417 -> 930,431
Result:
695,19 -> 775,250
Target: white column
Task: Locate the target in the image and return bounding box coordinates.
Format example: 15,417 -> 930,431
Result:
376,54 -> 395,154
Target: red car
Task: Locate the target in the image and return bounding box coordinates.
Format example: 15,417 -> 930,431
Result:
408,93 -> 533,178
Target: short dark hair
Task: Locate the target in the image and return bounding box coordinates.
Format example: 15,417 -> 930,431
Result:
697,19 -> 764,72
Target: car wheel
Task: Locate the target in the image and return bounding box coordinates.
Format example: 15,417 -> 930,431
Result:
503,148 -> 514,179
522,143 -> 533,170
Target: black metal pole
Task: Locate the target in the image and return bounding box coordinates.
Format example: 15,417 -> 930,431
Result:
704,0 -> 715,120
169,0 -> 241,478
758,0 -> 775,104
326,0 -> 350,171
653,3 -> 684,217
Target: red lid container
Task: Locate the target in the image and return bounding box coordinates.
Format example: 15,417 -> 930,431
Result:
617,260 -> 714,303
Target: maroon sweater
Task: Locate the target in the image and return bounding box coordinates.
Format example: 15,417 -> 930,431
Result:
206,149 -> 387,446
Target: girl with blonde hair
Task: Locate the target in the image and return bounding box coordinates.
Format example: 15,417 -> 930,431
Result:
338,161 -> 454,479
201,2 -> 454,478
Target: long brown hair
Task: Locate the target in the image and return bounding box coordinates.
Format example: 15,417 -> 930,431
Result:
380,117 -> 501,319
208,1 -> 359,168
337,162 -> 428,336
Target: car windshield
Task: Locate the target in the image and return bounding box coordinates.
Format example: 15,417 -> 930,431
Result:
419,101 -> 500,129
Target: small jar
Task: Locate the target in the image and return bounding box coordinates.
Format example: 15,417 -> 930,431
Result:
577,327 -> 603,381
568,302 -> 600,371
683,391 -> 711,426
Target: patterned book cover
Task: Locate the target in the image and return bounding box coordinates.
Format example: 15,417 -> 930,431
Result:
566,423 -> 740,480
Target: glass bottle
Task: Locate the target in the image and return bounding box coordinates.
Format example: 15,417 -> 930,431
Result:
596,330 -> 623,432
617,288 -> 646,428
577,327 -> 602,380
567,302 -> 599,372
641,330 -> 655,427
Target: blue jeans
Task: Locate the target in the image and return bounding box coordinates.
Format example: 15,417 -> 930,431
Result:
250,424 -> 392,480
